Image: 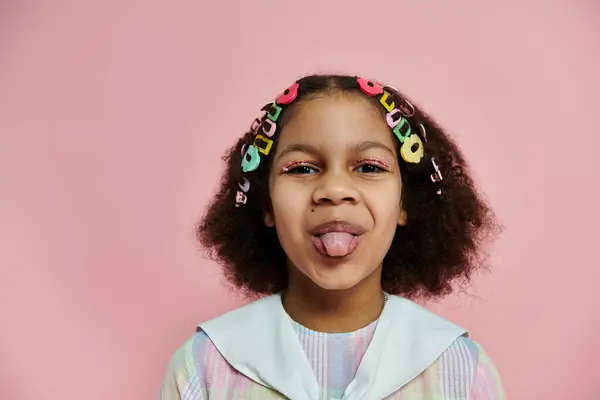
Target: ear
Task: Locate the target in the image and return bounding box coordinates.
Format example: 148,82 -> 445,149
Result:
397,207 -> 407,226
264,211 -> 275,227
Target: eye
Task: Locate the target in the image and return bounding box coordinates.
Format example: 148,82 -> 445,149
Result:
282,163 -> 319,175
355,163 -> 386,174
355,160 -> 392,175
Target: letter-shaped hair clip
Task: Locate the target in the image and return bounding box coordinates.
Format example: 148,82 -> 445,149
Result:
241,145 -> 261,172
400,135 -> 424,163
266,103 -> 282,122
250,118 -> 263,133
418,123 -> 427,143
357,78 -> 384,96
386,109 -> 403,129
261,119 -> 277,137
254,134 -> 274,155
398,100 -> 416,118
238,176 -> 250,192
430,157 -> 443,182
383,84 -> 399,94
379,91 -> 396,112
235,190 -> 248,207
392,118 -> 412,143
276,82 -> 299,105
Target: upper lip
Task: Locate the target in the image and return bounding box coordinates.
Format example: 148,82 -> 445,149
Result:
309,220 -> 366,236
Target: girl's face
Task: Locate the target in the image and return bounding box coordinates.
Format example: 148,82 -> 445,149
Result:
265,93 -> 406,291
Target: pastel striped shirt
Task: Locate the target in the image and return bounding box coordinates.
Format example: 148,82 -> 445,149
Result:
159,314 -> 505,399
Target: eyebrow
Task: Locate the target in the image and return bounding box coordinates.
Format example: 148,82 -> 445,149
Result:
349,140 -> 396,157
277,143 -> 320,160
277,140 -> 396,161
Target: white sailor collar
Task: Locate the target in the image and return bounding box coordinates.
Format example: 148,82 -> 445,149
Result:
199,293 -> 467,400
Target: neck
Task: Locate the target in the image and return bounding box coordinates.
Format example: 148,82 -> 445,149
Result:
282,268 -> 385,333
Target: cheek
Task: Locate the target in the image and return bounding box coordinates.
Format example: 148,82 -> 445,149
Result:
270,181 -> 306,220
365,181 -> 403,219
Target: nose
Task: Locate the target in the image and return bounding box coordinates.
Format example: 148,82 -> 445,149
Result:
312,170 -> 359,206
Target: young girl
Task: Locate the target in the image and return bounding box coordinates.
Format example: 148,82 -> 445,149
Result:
159,74 -> 505,399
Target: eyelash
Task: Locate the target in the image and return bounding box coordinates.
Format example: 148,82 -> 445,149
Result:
282,160 -> 391,175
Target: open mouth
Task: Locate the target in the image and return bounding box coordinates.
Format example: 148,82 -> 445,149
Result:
309,221 -> 365,258
311,232 -> 361,257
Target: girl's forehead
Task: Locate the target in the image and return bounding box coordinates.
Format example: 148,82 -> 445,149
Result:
277,95 -> 392,148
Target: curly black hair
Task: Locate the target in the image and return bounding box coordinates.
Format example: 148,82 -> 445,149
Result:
197,74 -> 500,300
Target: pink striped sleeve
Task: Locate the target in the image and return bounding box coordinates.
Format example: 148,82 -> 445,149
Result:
471,343 -> 506,400
159,335 -> 203,400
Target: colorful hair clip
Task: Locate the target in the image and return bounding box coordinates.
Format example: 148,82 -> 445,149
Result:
379,92 -> 396,112
238,177 -> 250,192
266,103 -> 282,122
237,77 -> 443,207
383,84 -> 399,94
250,118 -> 263,133
418,123 -> 427,143
276,82 -> 299,105
357,78 -> 384,96
398,100 -> 416,118
254,134 -> 274,155
235,190 -> 248,207
261,119 -> 277,137
392,118 -> 412,143
386,109 -> 403,128
400,135 -> 425,163
241,145 -> 261,172
430,157 -> 443,182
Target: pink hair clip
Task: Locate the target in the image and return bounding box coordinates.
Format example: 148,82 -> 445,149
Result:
276,82 -> 299,105
235,176 -> 251,207
261,119 -> 277,138
386,109 -> 403,129
250,118 -> 263,133
357,78 -> 384,96
398,100 -> 415,118
235,190 -> 248,207
238,177 -> 250,192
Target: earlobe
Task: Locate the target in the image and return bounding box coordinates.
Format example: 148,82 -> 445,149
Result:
264,212 -> 275,227
398,208 -> 408,226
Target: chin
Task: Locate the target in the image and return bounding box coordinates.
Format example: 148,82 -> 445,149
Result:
306,266 -> 371,291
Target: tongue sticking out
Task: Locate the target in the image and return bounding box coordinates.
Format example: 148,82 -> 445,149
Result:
318,232 -> 355,257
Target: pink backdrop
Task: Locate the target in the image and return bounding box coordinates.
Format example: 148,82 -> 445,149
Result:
1,0 -> 599,398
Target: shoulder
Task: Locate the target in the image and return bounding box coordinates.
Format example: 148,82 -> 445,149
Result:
158,331 -> 218,400
436,336 -> 506,399
466,338 -> 507,399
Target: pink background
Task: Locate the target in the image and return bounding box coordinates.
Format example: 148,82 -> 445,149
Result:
1,0 -> 599,398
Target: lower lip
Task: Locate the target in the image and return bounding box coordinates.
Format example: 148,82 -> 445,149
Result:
310,234 -> 362,258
